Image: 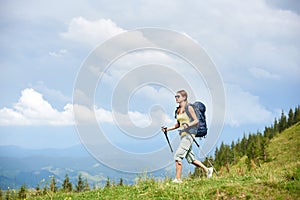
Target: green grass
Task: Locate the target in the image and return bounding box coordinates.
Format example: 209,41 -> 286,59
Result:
25,123 -> 300,199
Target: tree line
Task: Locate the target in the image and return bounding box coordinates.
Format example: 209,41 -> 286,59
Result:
213,105 -> 300,172
0,174 -> 91,200
0,174 -> 125,200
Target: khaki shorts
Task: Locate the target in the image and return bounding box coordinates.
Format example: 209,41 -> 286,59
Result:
174,133 -> 195,164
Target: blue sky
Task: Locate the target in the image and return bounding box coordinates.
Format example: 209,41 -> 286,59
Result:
0,0 -> 299,169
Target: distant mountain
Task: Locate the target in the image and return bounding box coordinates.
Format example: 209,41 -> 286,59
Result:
0,144 -> 90,158
0,145 -> 175,190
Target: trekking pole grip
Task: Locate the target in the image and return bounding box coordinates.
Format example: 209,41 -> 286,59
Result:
163,127 -> 167,134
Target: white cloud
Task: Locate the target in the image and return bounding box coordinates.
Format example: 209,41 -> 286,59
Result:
249,67 -> 280,80
225,84 -> 274,127
0,88 -> 74,126
48,49 -> 68,57
0,88 -> 172,127
172,0 -> 300,81
99,50 -> 185,85
0,85 -> 278,130
127,110 -> 173,128
128,111 -> 151,128
61,17 -> 125,46
31,82 -> 71,103
95,107 -> 114,123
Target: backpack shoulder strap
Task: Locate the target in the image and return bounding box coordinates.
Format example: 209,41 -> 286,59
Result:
174,106 -> 180,119
185,103 -> 193,122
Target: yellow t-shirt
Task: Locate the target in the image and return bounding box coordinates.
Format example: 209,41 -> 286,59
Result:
176,112 -> 190,136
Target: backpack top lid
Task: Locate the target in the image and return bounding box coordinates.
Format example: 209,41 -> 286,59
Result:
193,101 -> 206,113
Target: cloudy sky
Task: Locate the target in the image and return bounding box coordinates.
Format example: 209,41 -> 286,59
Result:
0,0 -> 299,158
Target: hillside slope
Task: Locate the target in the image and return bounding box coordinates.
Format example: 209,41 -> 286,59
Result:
23,123 -> 300,199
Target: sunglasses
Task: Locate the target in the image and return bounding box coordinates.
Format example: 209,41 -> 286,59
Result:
175,95 -> 181,98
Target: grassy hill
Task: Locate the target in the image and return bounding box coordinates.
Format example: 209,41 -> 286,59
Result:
8,123 -> 300,199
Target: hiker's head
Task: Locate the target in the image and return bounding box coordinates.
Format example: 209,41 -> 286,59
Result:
175,90 -> 188,103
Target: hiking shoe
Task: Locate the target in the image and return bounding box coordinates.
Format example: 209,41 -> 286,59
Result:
207,167 -> 213,178
172,178 -> 182,183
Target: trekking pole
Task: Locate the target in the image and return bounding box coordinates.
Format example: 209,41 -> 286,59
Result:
162,127 -> 173,153
198,145 -> 219,176
187,132 -> 219,176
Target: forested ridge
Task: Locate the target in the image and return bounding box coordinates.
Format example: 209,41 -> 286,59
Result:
194,105 -> 300,176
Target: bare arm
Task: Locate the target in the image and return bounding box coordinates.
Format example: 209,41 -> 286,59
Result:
166,121 -> 180,131
162,121 -> 180,133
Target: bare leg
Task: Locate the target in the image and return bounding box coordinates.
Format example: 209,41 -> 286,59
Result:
175,161 -> 182,180
192,160 -> 208,172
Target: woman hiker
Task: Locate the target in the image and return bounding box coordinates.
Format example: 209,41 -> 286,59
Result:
162,90 -> 213,183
